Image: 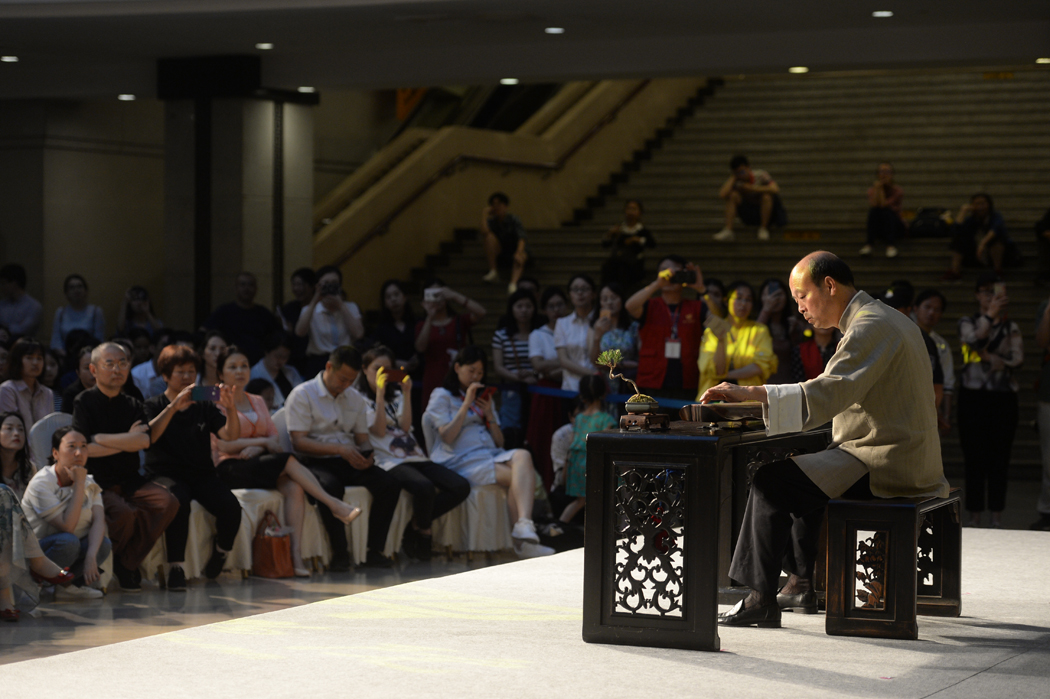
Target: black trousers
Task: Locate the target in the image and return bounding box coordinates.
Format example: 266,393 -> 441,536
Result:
302,457 -> 400,557
867,207 -> 906,245
729,459 -> 870,595
388,461 -> 471,529
163,472 -> 242,563
958,387 -> 1018,512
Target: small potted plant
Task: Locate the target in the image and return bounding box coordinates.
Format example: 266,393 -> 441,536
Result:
596,349 -> 659,414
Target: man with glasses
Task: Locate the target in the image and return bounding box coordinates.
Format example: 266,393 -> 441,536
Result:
714,154 -> 786,243
72,342 -> 179,591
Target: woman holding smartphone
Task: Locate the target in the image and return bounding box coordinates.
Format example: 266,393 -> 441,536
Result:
415,279 -> 486,411
587,283 -> 639,394
424,346 -> 553,558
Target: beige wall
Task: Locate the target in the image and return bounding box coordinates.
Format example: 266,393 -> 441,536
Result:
313,89 -> 399,203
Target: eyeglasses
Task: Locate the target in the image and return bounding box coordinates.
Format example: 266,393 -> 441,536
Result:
99,360 -> 130,371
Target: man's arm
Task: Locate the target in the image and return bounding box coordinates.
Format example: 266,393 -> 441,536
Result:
626,280 -> 660,319
718,175 -> 736,200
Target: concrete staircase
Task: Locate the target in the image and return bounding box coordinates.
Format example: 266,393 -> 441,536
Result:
397,67 -> 1050,479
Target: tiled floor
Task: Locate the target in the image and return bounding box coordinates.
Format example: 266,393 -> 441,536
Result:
1,552 -> 518,665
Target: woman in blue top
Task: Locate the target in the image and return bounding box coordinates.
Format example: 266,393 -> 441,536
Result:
424,345 -> 553,558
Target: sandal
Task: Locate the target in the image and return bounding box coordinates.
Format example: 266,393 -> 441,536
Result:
1,608 -> 19,622
335,506 -> 362,526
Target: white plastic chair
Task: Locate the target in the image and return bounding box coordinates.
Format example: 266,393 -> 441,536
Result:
28,412 -> 72,470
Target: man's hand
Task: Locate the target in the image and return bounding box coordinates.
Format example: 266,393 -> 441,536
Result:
685,263 -> 705,293
129,420 -> 149,435
340,444 -> 373,470
513,248 -> 528,265
482,205 -> 492,219
987,292 -> 1009,319
700,382 -> 767,405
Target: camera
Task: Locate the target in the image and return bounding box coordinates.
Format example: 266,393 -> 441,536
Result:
320,281 -> 341,297
424,288 -> 442,303
668,270 -> 697,285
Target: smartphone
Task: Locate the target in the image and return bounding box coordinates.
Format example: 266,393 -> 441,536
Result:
320,281 -> 341,297
767,281 -> 781,294
424,288 -> 442,303
478,386 -> 498,402
993,282 -> 1006,297
191,385 -> 220,402
668,269 -> 697,285
384,367 -> 408,383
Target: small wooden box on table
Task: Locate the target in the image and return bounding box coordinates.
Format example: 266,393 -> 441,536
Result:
826,488 -> 962,640
582,421 -> 830,652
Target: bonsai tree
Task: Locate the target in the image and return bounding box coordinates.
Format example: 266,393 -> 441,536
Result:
596,349 -> 655,403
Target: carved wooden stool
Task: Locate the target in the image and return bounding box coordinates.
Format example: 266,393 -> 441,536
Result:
825,489 -> 961,640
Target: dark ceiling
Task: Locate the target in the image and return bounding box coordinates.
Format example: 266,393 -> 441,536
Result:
0,0 -> 1048,99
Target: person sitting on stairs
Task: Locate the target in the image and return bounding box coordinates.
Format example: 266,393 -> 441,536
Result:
480,192 -> 530,294
714,154 -> 786,243
860,162 -> 904,259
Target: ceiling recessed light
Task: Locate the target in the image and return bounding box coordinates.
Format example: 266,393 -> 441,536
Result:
500,78 -> 519,85
117,94 -> 136,101
788,66 -> 809,74
872,11 -> 894,18
1037,58 -> 1050,64
545,27 -> 565,35
255,42 -> 274,50
0,56 -> 18,63
297,86 -> 316,93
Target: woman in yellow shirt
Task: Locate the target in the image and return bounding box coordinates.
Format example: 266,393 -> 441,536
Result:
697,281 -> 777,399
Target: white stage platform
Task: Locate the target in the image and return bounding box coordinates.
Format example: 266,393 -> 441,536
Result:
4,529 -> 1049,698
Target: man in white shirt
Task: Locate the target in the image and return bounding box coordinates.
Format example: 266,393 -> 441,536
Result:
22,426 -> 109,598
702,252 -> 948,628
285,345 -> 400,570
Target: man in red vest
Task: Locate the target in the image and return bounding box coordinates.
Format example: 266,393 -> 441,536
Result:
625,255 -> 708,402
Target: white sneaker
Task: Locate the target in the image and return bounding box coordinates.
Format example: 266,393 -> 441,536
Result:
713,228 -> 735,242
513,540 -> 556,558
55,584 -> 104,600
511,518 -> 540,543
757,227 -> 771,241
859,245 -> 873,256
481,269 -> 499,283
886,246 -> 899,258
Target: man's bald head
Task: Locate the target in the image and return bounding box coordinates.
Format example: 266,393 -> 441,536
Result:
789,251 -> 857,330
794,251 -> 855,289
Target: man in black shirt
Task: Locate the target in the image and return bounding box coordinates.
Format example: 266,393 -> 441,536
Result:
144,344 -> 241,590
203,272 -> 281,364
72,342 -> 179,592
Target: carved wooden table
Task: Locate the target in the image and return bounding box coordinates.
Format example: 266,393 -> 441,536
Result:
582,421 -> 831,652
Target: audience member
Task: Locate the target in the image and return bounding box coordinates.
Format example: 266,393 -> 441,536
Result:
117,286 -> 163,338
527,287 -> 568,488
0,412 -> 34,497
42,349 -> 63,411
492,290 -> 540,448
480,192 -> 529,294
244,378 -> 276,413
72,342 -> 179,592
790,326 -> 840,381
860,162 -> 905,258
130,327 -> 174,399
0,338 -> 54,431
198,330 -> 229,387
704,278 -> 727,319
373,279 -> 421,386
1035,206 -> 1050,286
0,484 -> 72,620
625,255 -> 708,402
957,273 -> 1022,528
0,344 -> 9,383
415,280 -> 486,411
250,331 -> 303,411
295,265 -> 364,378
355,346 -> 470,561
285,346 -> 400,570
555,274 -> 598,392
914,289 -> 955,432
279,267 -> 316,373
110,339 -> 145,402
0,325 -> 9,347
126,327 -> 153,367
22,426 -> 109,599
757,278 -> 805,385
144,345 -> 242,589
587,283 -> 639,394
714,155 -> 786,242
601,199 -> 656,289
204,271 -> 280,364
943,193 -> 1021,280
60,348 -> 97,416
0,264 -> 42,339
880,281 -> 944,407
213,346 -> 361,576
558,375 -> 616,524
1032,294 -> 1050,531
424,346 -> 554,558
697,281 -> 776,398
50,274 -> 105,356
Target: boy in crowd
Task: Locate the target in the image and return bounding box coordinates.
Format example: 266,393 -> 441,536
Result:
714,155 -> 786,243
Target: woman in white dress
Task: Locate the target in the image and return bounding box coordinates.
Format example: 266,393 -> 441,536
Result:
424,346 -> 554,558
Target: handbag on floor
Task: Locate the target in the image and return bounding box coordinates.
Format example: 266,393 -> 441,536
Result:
252,510 -> 294,578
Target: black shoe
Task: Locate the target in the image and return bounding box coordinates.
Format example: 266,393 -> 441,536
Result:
718,599 -> 782,628
327,551 -> 352,572
1029,514 -> 1050,531
203,547 -> 227,580
362,551 -> 395,569
777,589 -> 818,614
167,566 -> 187,592
113,561 -> 141,593
400,527 -> 418,560
414,533 -> 433,562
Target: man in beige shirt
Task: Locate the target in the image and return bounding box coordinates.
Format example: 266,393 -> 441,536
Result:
702,251 -> 949,628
